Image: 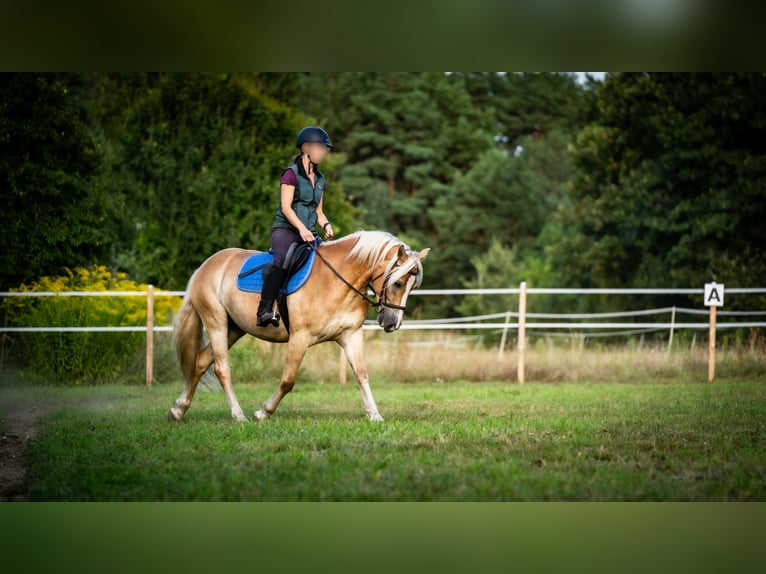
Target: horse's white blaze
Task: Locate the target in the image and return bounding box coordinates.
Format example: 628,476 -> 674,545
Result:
394,275 -> 417,330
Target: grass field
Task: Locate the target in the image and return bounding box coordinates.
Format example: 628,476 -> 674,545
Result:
2,374 -> 764,501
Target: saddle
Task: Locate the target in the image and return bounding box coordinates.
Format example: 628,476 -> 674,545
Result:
237,241 -> 318,332
237,241 -> 316,295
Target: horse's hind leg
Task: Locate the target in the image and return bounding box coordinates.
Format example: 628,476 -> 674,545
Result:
209,325 -> 247,422
168,343 -> 214,421
169,327 -> 244,422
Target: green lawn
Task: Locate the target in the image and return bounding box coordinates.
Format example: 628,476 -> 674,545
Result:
5,379 -> 765,500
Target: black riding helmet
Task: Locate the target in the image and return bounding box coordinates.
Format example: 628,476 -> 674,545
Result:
296,126 -> 333,149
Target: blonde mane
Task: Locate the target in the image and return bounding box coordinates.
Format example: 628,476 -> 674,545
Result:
346,231 -> 401,266
328,231 -> 423,288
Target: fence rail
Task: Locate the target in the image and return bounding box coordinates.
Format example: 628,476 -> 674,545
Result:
2,285 -> 765,385
364,322 -> 766,330
415,287 -> 766,295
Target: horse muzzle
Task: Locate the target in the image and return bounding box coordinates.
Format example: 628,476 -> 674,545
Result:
377,310 -> 401,333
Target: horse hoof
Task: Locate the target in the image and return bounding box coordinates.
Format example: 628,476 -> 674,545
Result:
368,412 -> 385,423
168,408 -> 184,421
232,412 -> 248,422
253,409 -> 270,422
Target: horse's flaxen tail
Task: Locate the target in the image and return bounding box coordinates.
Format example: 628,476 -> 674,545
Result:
173,285 -> 203,382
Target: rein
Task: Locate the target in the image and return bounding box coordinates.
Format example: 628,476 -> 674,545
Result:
307,241 -> 407,312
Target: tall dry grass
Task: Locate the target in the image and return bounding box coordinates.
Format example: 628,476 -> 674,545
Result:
223,331 -> 766,385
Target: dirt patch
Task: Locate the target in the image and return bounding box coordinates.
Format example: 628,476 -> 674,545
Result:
0,406 -> 54,502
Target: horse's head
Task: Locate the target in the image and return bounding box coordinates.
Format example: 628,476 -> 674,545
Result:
372,244 -> 430,333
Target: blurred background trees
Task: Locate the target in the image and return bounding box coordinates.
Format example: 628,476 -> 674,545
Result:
2,72 -> 764,314
0,73 -> 110,288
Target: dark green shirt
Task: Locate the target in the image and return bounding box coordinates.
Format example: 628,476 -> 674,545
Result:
273,162 -> 325,232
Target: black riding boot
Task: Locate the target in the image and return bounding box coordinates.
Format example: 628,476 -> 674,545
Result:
257,267 -> 288,327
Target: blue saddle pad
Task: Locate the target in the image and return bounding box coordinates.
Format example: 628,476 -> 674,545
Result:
236,249 -> 316,294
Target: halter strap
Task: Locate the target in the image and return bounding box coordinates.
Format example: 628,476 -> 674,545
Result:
307,241 -> 407,311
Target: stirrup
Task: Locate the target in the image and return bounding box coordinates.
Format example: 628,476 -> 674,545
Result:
257,310 -> 280,328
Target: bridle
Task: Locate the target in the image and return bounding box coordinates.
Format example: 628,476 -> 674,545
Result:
307,241 -> 418,312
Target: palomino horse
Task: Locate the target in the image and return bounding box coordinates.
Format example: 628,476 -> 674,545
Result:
169,231 -> 430,423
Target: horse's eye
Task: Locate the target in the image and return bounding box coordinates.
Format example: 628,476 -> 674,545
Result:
394,281 -> 403,289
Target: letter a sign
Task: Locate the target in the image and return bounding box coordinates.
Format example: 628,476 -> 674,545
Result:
704,282 -> 724,307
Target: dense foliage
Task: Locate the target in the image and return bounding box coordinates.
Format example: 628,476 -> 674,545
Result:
0,74 -> 110,288
83,73 -> 358,288
551,73 -> 766,311
3,72 -> 765,316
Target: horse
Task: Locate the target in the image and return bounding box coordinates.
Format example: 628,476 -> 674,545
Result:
169,231 -> 430,423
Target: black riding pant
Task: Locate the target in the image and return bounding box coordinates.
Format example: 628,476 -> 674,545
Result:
271,227 -> 302,268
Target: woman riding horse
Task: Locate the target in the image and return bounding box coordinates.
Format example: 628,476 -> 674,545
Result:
169,126 -> 430,423
257,126 -> 334,327
171,230 -> 429,423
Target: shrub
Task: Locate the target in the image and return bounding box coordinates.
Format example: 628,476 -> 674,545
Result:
1,266 -> 180,384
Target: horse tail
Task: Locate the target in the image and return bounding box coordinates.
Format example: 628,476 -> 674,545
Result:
173,283 -> 203,382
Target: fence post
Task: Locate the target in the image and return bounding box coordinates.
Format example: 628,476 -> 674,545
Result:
517,281 -> 527,384
668,306 -> 676,352
339,347 -> 347,385
708,306 -> 716,382
497,311 -> 512,362
146,284 -> 154,387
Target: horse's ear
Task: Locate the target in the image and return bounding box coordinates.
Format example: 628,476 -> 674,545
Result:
418,248 -> 431,261
397,245 -> 406,259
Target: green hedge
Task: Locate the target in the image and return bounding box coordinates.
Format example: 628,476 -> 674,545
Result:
2,266 -> 180,384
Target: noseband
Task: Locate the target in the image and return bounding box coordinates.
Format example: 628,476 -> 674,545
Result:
308,242 -> 415,312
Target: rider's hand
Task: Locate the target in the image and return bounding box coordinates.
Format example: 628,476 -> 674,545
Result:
324,224 -> 334,240
299,226 -> 315,243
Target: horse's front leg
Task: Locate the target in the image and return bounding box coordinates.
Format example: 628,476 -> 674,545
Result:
254,334 -> 310,421
338,329 -> 384,422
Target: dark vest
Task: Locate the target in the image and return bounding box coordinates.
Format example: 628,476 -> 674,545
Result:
273,162 -> 325,232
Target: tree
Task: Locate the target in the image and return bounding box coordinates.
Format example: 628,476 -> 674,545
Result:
457,72 -> 594,149
433,128 -> 573,278
0,73 -> 110,289
289,72 -> 593,316
83,73 -> 359,289
551,73 -> 766,309
457,239 -> 549,319
291,72 -> 493,248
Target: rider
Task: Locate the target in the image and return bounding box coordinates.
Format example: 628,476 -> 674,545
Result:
256,126 -> 335,327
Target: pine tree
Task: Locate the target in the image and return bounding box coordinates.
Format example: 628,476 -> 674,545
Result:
553,73 -> 766,304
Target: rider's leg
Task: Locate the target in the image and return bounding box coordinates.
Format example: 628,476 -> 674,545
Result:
256,228 -> 301,328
